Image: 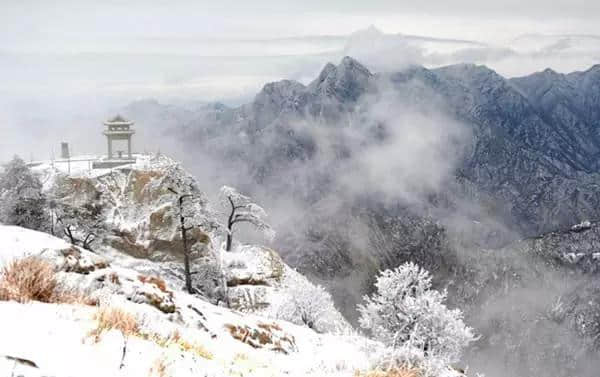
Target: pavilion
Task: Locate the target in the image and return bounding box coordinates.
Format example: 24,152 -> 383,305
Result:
92,115 -> 137,169
103,115 -> 135,160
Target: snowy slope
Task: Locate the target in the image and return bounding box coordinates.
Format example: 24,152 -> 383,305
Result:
0,226 -> 381,377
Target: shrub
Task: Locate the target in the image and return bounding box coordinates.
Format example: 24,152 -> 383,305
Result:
0,257 -> 57,303
138,275 -> 168,293
90,306 -> 140,342
358,262 -> 475,367
274,282 -> 351,334
0,256 -> 95,305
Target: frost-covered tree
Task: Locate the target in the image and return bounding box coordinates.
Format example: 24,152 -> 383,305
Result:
0,155 -> 48,230
274,282 -> 350,334
53,201 -> 104,251
358,262 -> 475,366
219,186 -> 274,251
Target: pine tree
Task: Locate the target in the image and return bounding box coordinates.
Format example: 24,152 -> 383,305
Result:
0,155 -> 48,231
165,166 -> 220,295
219,186 -> 274,251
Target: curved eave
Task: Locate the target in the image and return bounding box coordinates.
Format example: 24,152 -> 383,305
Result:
103,130 -> 136,136
103,121 -> 135,126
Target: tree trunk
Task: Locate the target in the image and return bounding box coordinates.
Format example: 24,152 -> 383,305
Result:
182,224 -> 192,294
226,229 -> 232,251
226,196 -> 235,251
178,196 -> 193,294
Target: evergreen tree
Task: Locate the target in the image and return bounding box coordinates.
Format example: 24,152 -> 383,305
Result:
0,156 -> 48,230
219,186 -> 274,251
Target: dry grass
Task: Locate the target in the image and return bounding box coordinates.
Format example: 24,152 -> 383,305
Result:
90,306 -> 140,342
138,275 -> 168,293
147,330 -> 213,360
0,256 -> 96,305
354,368 -> 422,377
150,356 -> 169,377
108,272 -> 120,285
233,352 -> 248,362
89,307 -> 212,359
257,322 -> 282,332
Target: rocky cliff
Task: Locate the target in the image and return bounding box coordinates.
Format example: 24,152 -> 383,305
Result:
31,154 -> 350,330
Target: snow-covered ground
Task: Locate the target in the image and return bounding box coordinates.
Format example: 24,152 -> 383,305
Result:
0,225 -> 381,377
30,153 -> 164,180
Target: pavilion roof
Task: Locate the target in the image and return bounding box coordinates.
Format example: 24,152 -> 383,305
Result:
104,115 -> 134,125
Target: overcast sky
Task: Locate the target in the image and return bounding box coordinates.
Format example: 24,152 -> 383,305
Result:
1,1 -> 599,162
2,0 -> 599,51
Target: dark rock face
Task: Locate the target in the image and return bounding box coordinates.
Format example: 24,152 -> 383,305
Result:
516,220 -> 600,273
168,57 -> 600,237
126,57 -> 600,376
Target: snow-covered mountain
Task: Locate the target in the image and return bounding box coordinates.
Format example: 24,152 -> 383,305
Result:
119,56 -> 600,377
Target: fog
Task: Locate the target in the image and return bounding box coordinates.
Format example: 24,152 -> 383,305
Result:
2,2 -> 600,376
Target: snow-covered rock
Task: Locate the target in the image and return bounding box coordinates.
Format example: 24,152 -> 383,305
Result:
31,154 -> 212,258
0,225 -> 109,273
571,220 -> 592,232
223,244 -> 352,334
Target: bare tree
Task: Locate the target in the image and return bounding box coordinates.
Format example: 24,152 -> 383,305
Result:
219,186 -> 274,251
168,186 -> 195,294
53,202 -> 104,251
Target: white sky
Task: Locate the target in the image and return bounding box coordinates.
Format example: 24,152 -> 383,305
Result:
0,0 -> 599,162
2,0 -> 599,51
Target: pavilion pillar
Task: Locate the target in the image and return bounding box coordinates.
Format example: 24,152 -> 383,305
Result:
127,137 -> 132,159
107,137 -> 113,159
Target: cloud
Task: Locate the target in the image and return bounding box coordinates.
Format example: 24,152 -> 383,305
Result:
335,88 -> 470,203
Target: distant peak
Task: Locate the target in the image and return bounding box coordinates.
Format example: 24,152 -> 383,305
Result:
339,56 -> 372,75
256,79 -> 306,102
312,57 -> 371,85
436,63 -> 497,76
321,62 -> 337,75
312,62 -> 337,85
308,57 -> 372,101
341,56 -> 359,66
586,64 -> 600,73
351,25 -> 384,38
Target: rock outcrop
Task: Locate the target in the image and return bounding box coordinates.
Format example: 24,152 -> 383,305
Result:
38,155 -> 217,263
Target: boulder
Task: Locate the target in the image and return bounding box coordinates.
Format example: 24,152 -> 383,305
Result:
223,245 -> 286,312
224,245 -> 284,287
224,322 -> 297,354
